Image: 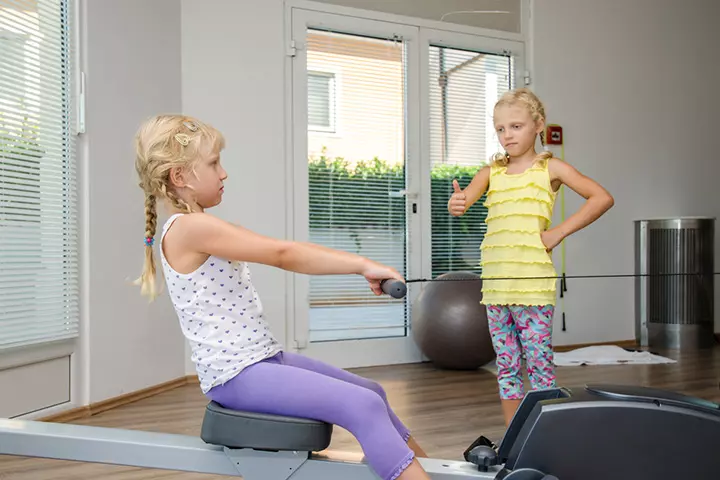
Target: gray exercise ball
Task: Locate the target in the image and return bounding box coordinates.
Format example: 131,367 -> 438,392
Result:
411,271 -> 496,370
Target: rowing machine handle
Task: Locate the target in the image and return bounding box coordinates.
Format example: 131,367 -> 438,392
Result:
380,279 -> 407,299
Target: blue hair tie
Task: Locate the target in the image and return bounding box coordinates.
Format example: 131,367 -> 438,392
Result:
144,236 -> 154,247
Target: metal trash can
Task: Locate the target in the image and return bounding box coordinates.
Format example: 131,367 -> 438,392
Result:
635,217 -> 715,350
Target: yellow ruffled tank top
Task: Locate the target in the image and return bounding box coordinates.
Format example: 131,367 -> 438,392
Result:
480,160 -> 558,306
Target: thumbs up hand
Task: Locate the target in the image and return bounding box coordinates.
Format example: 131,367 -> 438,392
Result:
448,179 -> 467,217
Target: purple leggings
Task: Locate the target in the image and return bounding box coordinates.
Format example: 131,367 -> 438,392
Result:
206,351 -> 415,480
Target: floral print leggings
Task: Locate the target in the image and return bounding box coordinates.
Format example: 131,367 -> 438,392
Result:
486,305 -> 556,400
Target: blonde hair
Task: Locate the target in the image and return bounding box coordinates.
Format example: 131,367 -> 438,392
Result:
491,88 -> 553,167
133,114 -> 225,300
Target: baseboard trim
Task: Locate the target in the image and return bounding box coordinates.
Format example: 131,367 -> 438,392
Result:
40,406 -> 92,423
554,339 -> 637,353
41,376 -> 192,423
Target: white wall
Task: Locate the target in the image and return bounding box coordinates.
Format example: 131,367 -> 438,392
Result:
531,0 -> 720,344
83,0 -> 186,402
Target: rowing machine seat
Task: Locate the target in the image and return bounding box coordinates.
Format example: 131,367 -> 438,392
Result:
200,401 -> 333,452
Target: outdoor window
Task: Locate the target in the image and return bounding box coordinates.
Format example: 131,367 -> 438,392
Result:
308,70 -> 336,132
0,0 -> 79,350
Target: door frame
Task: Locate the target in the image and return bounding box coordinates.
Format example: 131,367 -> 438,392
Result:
284,3 -> 526,369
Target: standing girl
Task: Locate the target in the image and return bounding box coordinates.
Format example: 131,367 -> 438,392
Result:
134,115 -> 430,480
447,88 -> 614,426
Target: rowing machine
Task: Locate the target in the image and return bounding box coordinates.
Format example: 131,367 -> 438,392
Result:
1,382 -> 719,479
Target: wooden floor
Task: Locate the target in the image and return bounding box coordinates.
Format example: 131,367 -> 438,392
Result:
1,345 -> 719,479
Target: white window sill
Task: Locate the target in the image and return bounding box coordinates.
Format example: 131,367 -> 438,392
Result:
0,339 -> 76,372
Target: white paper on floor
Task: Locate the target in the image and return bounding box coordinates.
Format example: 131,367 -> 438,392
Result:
553,345 -> 676,366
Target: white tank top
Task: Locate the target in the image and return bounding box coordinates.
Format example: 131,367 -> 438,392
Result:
159,213 -> 282,393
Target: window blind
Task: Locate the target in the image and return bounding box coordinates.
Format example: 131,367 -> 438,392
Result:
0,0 -> 78,350
429,46 -> 512,277
305,28 -> 408,342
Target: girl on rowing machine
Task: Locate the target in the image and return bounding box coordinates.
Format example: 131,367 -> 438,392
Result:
448,88 -> 614,427
132,114 -> 431,480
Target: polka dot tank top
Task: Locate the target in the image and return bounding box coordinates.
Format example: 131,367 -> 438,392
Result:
159,213 -> 282,394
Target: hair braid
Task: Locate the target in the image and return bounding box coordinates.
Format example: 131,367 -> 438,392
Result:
134,193 -> 159,300
537,129 -> 552,164
162,184 -> 194,214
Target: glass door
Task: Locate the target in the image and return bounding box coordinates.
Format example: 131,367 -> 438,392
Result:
289,9 -> 423,368
418,28 -> 523,283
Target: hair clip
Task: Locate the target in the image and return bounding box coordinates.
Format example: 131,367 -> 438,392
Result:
144,236 -> 155,247
183,120 -> 198,132
174,133 -> 190,146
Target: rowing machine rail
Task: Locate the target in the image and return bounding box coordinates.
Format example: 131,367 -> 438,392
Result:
0,417 -> 495,479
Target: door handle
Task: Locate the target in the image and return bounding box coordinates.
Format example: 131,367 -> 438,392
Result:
389,189 -> 418,199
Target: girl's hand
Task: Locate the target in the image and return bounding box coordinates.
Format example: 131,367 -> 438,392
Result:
360,260 -> 405,295
448,180 -> 467,217
541,229 -> 564,252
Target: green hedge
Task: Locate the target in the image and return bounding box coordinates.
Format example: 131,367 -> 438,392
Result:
308,154 -> 487,276
1,115 -> 43,225
429,163 -> 488,276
